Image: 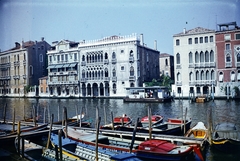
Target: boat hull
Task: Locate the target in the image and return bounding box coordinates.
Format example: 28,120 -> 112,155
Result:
123,97 -> 172,103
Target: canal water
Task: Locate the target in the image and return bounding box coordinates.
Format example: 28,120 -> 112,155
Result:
0,97 -> 240,161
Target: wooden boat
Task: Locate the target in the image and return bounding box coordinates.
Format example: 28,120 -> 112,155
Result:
100,115 -> 132,130
139,115 -> 163,127
15,138 -> 82,161
211,122 -> 240,153
115,118 -> 191,136
185,122 -> 208,139
53,114 -> 92,127
51,130 -> 142,161
136,139 -> 195,161
123,86 -> 172,103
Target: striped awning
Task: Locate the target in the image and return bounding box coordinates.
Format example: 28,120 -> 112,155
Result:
55,64 -> 63,68
47,65 -> 55,69
69,63 -> 77,67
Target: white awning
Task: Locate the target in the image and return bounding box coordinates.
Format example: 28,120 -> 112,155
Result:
237,73 -> 240,80
47,65 -> 55,69
69,63 -> 77,67
55,64 -> 63,68
219,74 -> 223,81
63,64 -> 70,67
231,74 -> 235,81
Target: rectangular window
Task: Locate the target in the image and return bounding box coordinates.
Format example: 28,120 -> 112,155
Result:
225,44 -> 230,50
121,66 -> 124,71
65,54 -> 68,61
195,37 -> 198,44
200,37 -> 203,43
74,53 -> 77,60
49,56 -> 52,62
224,34 -> 231,41
176,39 -> 180,46
236,33 -> 240,40
205,36 -> 208,43
210,36 -> 214,42
61,55 -> 64,61
57,55 -> 60,61
188,38 -> 192,44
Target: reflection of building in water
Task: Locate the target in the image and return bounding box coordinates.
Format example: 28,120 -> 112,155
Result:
47,34 -> 160,97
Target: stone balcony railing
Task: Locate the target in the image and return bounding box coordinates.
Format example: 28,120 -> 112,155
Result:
48,80 -> 79,85
225,62 -> 232,68
112,77 -> 117,82
129,76 -> 135,81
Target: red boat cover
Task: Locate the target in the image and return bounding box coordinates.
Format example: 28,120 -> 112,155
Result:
114,116 -> 131,123
141,115 -> 162,123
138,140 -> 176,153
168,118 -> 183,124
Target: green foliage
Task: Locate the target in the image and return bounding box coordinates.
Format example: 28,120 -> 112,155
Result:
145,74 -> 173,90
233,86 -> 240,96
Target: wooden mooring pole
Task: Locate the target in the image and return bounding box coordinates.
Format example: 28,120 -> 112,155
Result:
58,129 -> 63,161
95,116 -> 101,161
3,103 -> 7,123
17,121 -> 21,156
12,108 -> 15,132
130,117 -> 139,153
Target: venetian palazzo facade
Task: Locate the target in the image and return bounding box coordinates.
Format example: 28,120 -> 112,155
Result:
0,38 -> 50,97
172,27 -> 217,97
216,22 -> 240,97
47,40 -> 80,97
47,34 -> 160,97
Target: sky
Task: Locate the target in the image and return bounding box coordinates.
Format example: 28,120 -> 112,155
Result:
0,0 -> 240,55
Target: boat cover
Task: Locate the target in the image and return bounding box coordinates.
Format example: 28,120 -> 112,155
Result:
138,140 -> 176,153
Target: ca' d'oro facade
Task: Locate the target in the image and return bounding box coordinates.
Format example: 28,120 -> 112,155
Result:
46,34 -> 160,98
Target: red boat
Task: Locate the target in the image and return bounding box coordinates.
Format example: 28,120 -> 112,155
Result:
100,115 -> 132,129
140,115 -> 163,127
136,139 -> 194,161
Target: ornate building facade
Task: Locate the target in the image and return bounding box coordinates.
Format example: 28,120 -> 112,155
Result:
47,34 -> 160,97
216,22 -> 240,97
172,27 -> 216,97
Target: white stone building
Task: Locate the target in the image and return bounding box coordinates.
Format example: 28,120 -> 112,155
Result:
47,34 -> 160,98
172,27 -> 217,98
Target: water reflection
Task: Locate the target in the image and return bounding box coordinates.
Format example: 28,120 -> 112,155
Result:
0,98 -> 240,161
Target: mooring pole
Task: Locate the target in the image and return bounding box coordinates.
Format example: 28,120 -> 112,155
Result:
130,117 -> 139,153
95,116 -> 101,161
12,108 -> 15,132
79,106 -> 83,127
46,114 -> 54,150
111,111 -> 114,130
148,106 -> 152,140
58,129 -> 63,161
17,121 -> 21,156
3,103 -> 7,123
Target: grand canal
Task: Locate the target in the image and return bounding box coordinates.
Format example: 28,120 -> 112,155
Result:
0,97 -> 240,161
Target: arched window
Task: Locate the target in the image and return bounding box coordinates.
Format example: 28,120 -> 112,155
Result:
219,72 -> 223,82
104,52 -> 108,59
82,55 -> 85,61
165,59 -> 168,66
189,52 -> 193,63
130,66 -> 134,76
210,50 -> 214,62
95,54 -> 98,62
205,51 -> 209,62
176,53 -> 180,64
29,65 -> 33,76
196,71 -> 199,80
200,70 -> 204,80
104,68 -> 108,77
231,71 -> 235,81
112,68 -> 116,77
195,52 -> 199,63
206,70 -> 210,80
130,50 -> 133,56
92,55 -> 94,63
226,54 -> 231,62
200,51 -> 204,62
189,72 -> 193,81
211,70 -> 215,80
82,70 -> 85,78
112,52 -> 116,59
177,72 -> 181,81
237,53 -> 240,62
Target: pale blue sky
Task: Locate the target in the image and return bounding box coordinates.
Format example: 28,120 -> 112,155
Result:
0,0 -> 239,54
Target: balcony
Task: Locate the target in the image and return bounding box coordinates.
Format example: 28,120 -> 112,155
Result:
14,61 -> 20,66
194,63 -> 200,68
129,76 -> 135,81
176,81 -> 182,86
112,58 -> 117,64
0,76 -> 11,80
48,81 -> 79,85
112,77 -> 117,82
189,63 -> 194,68
23,60 -> 26,65
189,81 -> 195,86
104,77 -> 110,82
225,62 -> 232,68
210,62 -> 216,67
80,78 -> 87,83
23,75 -> 27,79
81,61 -> 86,66
236,62 -> 240,67
129,57 -> 134,63
176,64 -> 181,69
104,59 -> 109,64
13,75 -> 20,79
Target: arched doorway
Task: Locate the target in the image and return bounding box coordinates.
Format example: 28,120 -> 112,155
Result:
100,83 -> 104,96
57,86 -> 61,96
105,83 -> 109,96
82,84 -> 86,96
203,86 -> 208,95
93,83 -> 98,97
87,84 -> 91,96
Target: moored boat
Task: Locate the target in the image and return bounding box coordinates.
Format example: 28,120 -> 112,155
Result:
136,139 -> 194,161
139,115 -> 164,127
185,122 -> 208,139
211,122 -> 240,153
100,115 -> 132,130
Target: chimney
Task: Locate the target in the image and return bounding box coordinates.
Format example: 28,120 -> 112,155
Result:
140,34 -> 144,46
15,42 -> 20,48
154,40 -> 157,50
41,37 -> 44,41
183,28 -> 186,34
